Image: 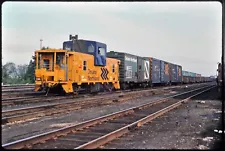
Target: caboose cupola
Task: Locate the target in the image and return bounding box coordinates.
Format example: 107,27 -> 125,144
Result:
63,34 -> 107,66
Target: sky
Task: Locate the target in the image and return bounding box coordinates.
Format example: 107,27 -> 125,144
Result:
2,1 -> 222,76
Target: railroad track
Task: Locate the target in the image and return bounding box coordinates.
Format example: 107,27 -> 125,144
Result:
1,91 -> 45,100
2,85 -> 34,92
0,82 -> 200,96
2,84 -> 34,89
2,84 -> 34,87
1,87 -> 170,125
2,84 -> 215,149
1,83 -> 205,107
1,94 -> 66,107
1,83 -> 210,125
2,88 -> 34,92
1,84 -> 39,99
1,90 -> 124,107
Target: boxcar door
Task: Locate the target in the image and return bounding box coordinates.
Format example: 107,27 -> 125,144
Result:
169,63 -> 172,83
137,57 -> 142,82
137,57 -> 149,83
161,61 -> 164,83
143,59 -> 150,82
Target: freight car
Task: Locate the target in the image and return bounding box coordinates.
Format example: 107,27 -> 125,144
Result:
107,51 -> 151,89
160,60 -> 170,85
168,63 -> 182,85
182,70 -> 203,84
35,37 -> 120,94
148,59 -> 182,85
182,71 -> 191,84
182,69 -> 214,84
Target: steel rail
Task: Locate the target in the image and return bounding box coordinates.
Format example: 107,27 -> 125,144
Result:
2,88 -> 34,92
2,84 -> 214,149
2,86 -> 34,89
2,84 -> 35,87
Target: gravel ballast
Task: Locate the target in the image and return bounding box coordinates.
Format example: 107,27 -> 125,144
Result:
103,86 -> 223,149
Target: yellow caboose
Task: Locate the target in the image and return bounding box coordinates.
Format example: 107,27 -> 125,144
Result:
34,49 -> 120,94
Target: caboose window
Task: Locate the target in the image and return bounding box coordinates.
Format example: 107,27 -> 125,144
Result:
56,54 -> 64,65
38,54 -> 41,69
88,45 -> 95,53
98,47 -> 105,56
43,59 -> 50,70
112,64 -> 115,73
83,60 -> 87,71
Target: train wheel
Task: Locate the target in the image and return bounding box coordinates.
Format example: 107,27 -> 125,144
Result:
143,83 -> 147,89
72,85 -> 80,96
149,83 -> 153,88
121,83 -> 126,90
103,83 -> 113,92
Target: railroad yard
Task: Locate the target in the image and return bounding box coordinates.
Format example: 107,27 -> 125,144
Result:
2,82 -> 223,149
2,2 -> 224,149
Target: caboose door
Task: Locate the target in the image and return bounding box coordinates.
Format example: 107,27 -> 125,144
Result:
65,54 -> 68,81
67,54 -> 73,81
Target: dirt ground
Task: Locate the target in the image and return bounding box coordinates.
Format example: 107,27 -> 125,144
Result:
1,84 -> 208,145
103,87 -> 223,149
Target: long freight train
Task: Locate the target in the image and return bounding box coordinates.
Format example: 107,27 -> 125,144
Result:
34,36 -> 214,94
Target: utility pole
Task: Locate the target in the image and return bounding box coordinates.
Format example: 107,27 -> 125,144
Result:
40,39 -> 43,49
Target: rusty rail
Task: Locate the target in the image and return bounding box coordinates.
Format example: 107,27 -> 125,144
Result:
2,84 -> 215,149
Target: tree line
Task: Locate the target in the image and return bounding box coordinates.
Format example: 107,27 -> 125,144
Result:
2,56 -> 36,85
2,47 -> 50,85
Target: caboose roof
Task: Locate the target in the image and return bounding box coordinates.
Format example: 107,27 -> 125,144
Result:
35,49 -> 68,53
